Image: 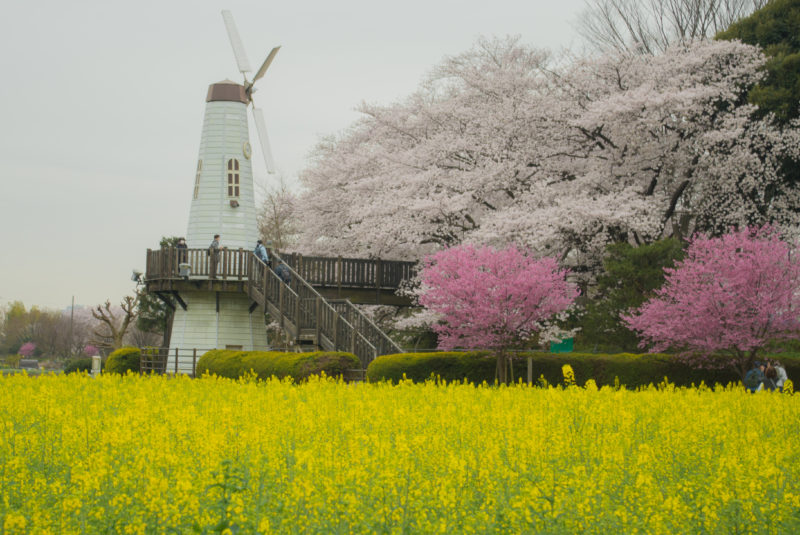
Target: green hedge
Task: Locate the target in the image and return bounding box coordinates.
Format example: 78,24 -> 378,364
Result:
64,357 -> 96,374
196,350 -> 361,381
105,347 -> 141,375
366,351 -> 800,388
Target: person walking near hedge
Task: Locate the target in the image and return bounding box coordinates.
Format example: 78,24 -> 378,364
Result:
744,361 -> 765,393
772,359 -> 788,392
763,363 -> 779,391
209,234 -> 220,279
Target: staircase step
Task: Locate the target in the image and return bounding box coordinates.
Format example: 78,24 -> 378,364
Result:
249,254 -> 401,367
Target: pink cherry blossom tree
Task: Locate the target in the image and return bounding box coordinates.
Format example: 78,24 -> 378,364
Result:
622,225 -> 800,380
18,342 -> 36,358
419,244 -> 579,384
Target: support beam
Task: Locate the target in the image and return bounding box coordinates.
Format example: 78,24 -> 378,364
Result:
170,291 -> 188,311
154,292 -> 176,311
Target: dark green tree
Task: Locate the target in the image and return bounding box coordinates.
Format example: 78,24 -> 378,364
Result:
135,236 -> 182,347
717,0 -> 800,123
577,238 -> 686,352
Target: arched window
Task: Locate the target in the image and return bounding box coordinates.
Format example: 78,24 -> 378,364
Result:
227,159 -> 240,198
193,160 -> 202,199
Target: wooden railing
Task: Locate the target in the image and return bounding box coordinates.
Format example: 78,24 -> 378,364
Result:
146,248 -> 417,292
144,247 -> 404,368
247,253 -> 403,368
327,299 -> 402,359
146,247 -> 251,280
141,347 -> 205,376
279,253 -> 417,290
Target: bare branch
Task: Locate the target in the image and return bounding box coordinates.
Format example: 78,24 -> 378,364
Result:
577,0 -> 765,54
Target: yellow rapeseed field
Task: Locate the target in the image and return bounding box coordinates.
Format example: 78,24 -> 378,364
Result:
1,372 -> 798,534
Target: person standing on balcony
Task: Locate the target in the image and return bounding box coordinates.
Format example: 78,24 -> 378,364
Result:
209,234 -> 220,279
176,237 -> 188,264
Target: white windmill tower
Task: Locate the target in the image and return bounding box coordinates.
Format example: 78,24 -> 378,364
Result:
167,11 -> 281,366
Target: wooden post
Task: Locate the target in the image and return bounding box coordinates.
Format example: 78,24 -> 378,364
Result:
332,311 -> 339,349
298,254 -> 304,281
315,297 -> 322,345
337,256 -> 343,297
527,357 -> 532,386
237,249 -> 243,280
192,348 -> 197,377
174,347 -> 179,374
375,258 -> 382,304
262,265 -> 268,313
279,284 -> 285,329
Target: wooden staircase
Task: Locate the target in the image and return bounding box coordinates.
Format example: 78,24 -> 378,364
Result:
246,253 -> 402,368
145,247 -> 404,368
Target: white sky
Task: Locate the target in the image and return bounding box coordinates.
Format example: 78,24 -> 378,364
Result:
0,0 -> 587,310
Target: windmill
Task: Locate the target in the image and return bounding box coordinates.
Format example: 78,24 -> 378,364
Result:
165,11 -> 282,366
221,9 -> 280,175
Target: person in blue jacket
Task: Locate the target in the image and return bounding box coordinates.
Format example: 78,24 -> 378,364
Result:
744,361 -> 765,393
254,239 -> 270,266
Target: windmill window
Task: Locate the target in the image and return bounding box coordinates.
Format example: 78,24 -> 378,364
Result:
227,158 -> 240,197
193,160 -> 202,199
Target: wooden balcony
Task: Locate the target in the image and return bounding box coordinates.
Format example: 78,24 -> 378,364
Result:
145,248 -> 417,305
143,247 -> 408,368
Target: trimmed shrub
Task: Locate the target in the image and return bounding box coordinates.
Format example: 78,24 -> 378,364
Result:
366,351 -> 800,388
197,350 -> 360,381
64,358 -> 94,374
366,352 -> 495,384
105,347 -> 141,375
3,354 -> 23,369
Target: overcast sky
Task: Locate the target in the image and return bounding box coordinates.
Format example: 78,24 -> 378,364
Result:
0,0 -> 587,310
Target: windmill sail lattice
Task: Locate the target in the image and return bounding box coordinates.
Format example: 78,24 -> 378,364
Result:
221,10 -> 252,74
221,10 -> 279,175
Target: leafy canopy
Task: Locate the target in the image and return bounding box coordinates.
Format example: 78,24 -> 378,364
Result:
580,238 -> 685,352
717,0 -> 800,123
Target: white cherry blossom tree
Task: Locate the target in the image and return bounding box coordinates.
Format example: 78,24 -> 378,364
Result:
296,38 -> 800,283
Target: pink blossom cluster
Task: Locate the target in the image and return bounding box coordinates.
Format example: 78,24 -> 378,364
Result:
623,225 -> 800,374
419,244 -> 579,351
18,342 -> 36,358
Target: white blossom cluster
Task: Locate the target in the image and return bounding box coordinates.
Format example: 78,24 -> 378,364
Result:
296,37 -> 800,280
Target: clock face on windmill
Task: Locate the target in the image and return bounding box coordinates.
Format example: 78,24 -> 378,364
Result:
242,141 -> 252,160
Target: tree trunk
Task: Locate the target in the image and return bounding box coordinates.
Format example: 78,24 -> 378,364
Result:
496,351 -> 508,385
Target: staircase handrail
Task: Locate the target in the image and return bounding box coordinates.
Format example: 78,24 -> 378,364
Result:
327,298 -> 403,355
272,253 -> 401,356
252,253 -> 379,366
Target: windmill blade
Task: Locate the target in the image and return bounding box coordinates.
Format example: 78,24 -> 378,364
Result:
252,46 -> 281,83
252,107 -> 276,174
221,10 -> 252,73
